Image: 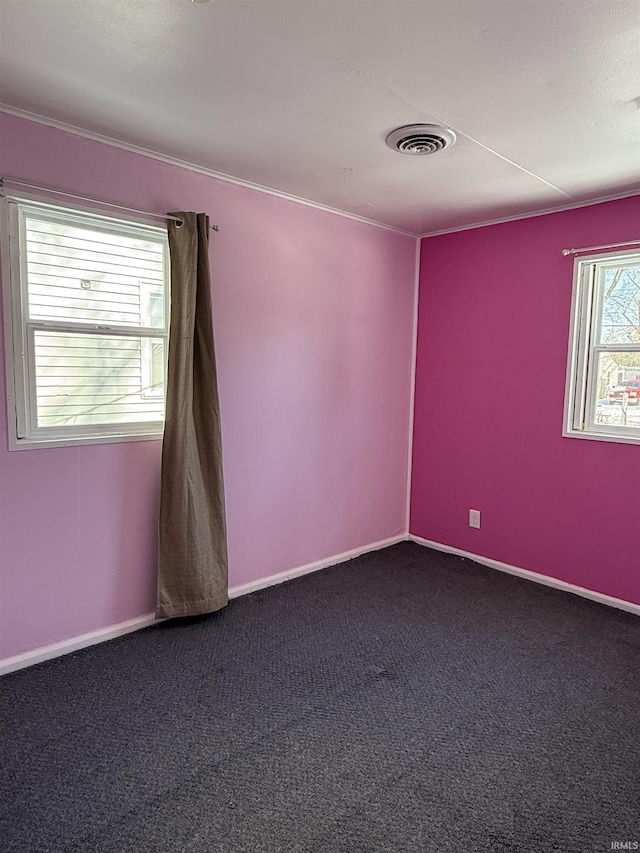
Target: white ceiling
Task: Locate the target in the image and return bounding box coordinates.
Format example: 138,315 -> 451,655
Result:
0,0 -> 638,235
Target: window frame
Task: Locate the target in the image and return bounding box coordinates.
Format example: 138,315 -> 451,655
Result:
563,248 -> 640,445
1,191 -> 170,451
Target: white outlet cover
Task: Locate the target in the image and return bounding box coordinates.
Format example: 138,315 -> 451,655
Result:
469,509 -> 481,529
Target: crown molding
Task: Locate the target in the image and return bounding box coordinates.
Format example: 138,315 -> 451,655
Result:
418,189 -> 640,240
2,107 -> 637,255
0,105 -> 416,239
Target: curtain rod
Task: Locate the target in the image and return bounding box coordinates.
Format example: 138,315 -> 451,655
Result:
562,239 -> 640,256
0,176 -> 219,232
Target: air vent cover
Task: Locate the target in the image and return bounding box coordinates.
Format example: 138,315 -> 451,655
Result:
386,124 -> 457,155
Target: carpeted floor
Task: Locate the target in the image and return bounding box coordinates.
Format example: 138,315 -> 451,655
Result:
1,542 -> 638,853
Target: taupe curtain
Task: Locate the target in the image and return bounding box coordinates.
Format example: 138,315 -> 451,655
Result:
157,212 -> 228,619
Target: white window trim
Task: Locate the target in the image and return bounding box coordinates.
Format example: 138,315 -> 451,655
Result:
563,248 -> 640,445
1,191 -> 170,451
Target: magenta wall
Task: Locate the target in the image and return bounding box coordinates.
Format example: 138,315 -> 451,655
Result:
0,113 -> 416,661
411,195 -> 640,606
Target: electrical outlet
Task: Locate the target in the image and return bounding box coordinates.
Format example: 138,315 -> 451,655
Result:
469,509 -> 481,529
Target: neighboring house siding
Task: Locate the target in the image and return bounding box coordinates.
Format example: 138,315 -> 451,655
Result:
25,216 -> 165,427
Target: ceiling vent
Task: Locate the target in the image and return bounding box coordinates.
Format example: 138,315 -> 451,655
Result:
386,124 -> 457,155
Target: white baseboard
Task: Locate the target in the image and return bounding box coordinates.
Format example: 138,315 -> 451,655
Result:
0,533 -> 406,676
0,613 -> 158,676
410,534 -> 640,616
228,533 -> 405,598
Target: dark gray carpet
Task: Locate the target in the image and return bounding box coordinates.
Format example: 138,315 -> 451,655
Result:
1,542 -> 638,853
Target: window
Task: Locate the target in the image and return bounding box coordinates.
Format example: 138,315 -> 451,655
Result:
564,249 -> 640,444
2,196 -> 170,449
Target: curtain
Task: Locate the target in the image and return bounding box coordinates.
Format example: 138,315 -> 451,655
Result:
157,212 -> 228,619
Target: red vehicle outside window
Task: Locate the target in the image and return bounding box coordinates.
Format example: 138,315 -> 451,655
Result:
608,380 -> 640,405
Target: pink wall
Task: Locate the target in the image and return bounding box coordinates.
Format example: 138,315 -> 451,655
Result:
0,113 -> 416,661
411,195 -> 640,606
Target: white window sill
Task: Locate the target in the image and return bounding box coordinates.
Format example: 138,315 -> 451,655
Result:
563,426 -> 640,446
9,430 -> 164,451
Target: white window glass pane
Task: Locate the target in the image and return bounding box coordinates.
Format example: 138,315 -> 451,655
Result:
26,217 -> 165,327
598,264 -> 640,345
34,331 -> 165,428
141,339 -> 166,398
150,341 -> 164,390
593,352 -> 640,430
140,284 -> 165,329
